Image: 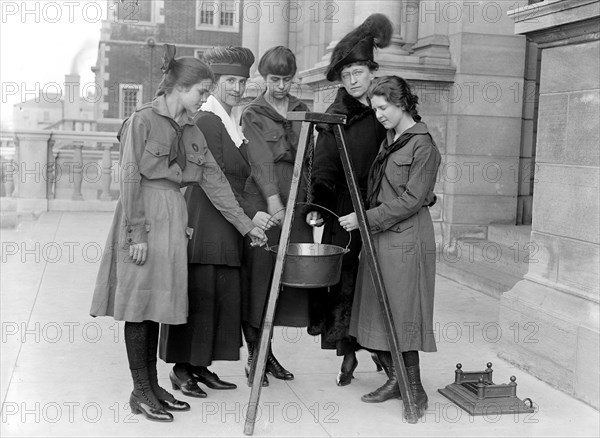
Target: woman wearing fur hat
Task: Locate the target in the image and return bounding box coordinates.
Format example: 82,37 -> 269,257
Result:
159,46 -> 265,396
305,13 -> 391,387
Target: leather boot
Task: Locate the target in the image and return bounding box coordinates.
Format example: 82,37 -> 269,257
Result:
129,368 -> 173,422
405,365 -> 428,418
245,342 -> 268,387
266,345 -> 294,380
147,360 -> 190,411
361,351 -> 401,403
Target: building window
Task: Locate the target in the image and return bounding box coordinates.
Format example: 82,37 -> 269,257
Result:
196,0 -> 239,32
119,84 -> 143,118
199,9 -> 214,25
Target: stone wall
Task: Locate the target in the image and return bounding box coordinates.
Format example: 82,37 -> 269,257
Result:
499,0 -> 600,409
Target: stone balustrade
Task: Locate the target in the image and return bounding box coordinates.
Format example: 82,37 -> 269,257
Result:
0,129 -> 119,216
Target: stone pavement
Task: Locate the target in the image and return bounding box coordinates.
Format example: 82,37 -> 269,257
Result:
1,212 -> 598,437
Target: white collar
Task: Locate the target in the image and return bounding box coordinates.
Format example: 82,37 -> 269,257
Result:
200,95 -> 247,148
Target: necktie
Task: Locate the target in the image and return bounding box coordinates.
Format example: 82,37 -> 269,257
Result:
165,117 -> 187,171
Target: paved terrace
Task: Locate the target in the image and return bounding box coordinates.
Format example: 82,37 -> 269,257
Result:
1,212 -> 598,437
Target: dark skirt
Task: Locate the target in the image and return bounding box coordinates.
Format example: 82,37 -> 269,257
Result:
241,234 -> 311,329
308,192 -> 362,354
159,264 -> 242,366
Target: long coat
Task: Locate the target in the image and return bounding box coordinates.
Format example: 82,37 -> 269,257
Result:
309,87 -> 386,351
240,93 -> 313,328
90,96 -> 254,325
350,122 -> 441,352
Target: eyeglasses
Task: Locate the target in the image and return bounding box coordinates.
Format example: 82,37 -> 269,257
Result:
340,69 -> 367,81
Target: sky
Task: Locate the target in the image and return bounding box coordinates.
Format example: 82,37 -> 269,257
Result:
0,0 -> 106,127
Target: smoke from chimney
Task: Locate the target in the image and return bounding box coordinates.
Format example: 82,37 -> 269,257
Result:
70,37 -> 96,75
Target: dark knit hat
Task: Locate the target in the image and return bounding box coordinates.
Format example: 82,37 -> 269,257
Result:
326,13 -> 393,82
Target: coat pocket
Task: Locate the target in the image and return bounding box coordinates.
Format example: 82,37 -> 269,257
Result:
386,220 -> 416,252
186,152 -> 206,167
389,156 -> 413,187
264,129 -> 293,162
140,140 -> 171,177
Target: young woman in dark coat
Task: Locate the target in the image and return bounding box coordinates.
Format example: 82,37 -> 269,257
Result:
305,14 -> 391,386
240,46 -> 314,386
159,46 -> 266,396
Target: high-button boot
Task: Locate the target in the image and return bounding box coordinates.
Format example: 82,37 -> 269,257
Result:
405,365 -> 428,418
266,344 -> 294,380
125,321 -> 173,422
361,351 -> 402,403
148,360 -> 190,411
129,367 -> 174,422
245,342 -> 268,387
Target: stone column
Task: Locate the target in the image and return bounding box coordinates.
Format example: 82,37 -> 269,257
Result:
411,0 -> 451,65
71,142 -> 84,201
257,0 -> 289,56
100,143 -> 114,201
14,131 -> 50,213
499,0 -> 600,409
241,5 -> 260,76
402,0 -> 420,49
330,0 -> 355,41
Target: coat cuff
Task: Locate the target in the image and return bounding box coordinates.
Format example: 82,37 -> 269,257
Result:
238,216 -> 256,237
366,208 -> 383,234
122,224 -> 150,249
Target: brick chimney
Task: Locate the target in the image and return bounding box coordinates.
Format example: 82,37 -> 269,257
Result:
64,74 -> 81,120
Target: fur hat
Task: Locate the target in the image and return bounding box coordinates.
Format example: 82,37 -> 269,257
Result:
326,13 -> 393,82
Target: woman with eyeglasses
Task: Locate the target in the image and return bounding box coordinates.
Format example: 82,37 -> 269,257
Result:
305,14 -> 391,387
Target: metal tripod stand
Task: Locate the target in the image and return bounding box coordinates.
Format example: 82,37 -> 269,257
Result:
243,112 -> 419,436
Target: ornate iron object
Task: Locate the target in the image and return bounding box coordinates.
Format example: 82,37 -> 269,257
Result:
438,362 -> 535,416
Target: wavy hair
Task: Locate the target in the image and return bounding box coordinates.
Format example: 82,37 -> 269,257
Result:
368,76 -> 421,122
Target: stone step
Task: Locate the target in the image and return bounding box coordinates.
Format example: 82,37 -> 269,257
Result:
455,238 -> 531,278
437,256 -> 522,300
487,224 -> 532,248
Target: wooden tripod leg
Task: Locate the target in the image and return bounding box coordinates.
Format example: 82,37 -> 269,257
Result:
333,125 -> 419,424
243,121 -> 314,436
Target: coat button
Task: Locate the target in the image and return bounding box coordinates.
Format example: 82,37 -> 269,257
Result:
128,229 -> 132,233
176,171 -> 180,175
128,238 -> 133,243
192,143 -> 199,152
